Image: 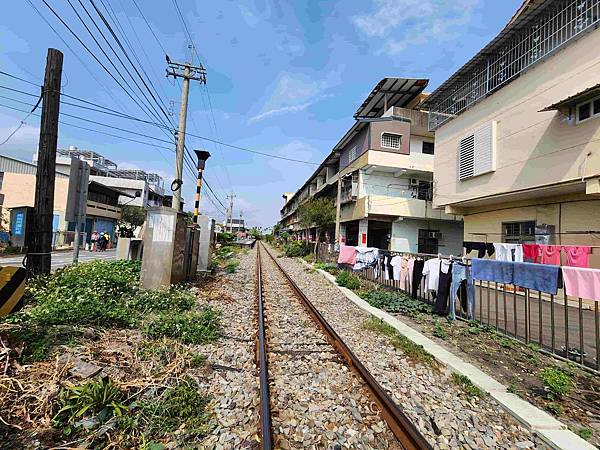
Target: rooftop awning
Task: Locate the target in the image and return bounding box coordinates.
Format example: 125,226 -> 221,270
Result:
354,77 -> 428,119
539,83 -> 600,112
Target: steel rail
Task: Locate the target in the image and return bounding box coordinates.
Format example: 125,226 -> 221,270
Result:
256,245 -> 273,449
259,242 -> 432,450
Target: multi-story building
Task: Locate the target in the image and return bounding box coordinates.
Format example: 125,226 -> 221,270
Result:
425,0 -> 600,266
35,146 -> 166,209
280,78 -> 464,254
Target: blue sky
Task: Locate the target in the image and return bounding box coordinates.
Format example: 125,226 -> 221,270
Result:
0,0 -> 522,227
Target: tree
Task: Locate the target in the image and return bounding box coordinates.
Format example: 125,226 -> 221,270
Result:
297,197 -> 336,255
118,205 -> 146,237
249,227 -> 262,240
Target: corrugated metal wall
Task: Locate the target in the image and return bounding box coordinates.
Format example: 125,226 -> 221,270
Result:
0,155 -> 69,178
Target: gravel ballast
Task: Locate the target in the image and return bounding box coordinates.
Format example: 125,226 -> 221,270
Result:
268,245 -> 540,450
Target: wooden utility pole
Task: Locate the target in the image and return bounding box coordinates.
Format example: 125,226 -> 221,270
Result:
166,57 -> 206,212
334,176 -> 342,246
27,48 -> 63,276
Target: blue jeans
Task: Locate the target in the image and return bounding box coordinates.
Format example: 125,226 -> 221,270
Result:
449,263 -> 475,320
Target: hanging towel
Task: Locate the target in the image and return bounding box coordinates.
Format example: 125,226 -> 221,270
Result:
472,258 -> 514,284
561,267 -> 600,301
563,246 -> 592,268
338,245 -> 357,265
522,243 -> 541,263
540,245 -> 561,265
494,243 -> 524,262
513,262 -> 560,295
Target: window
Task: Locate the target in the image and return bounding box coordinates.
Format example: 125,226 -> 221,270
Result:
381,132 -> 402,150
502,221 -> 536,243
416,180 -> 433,201
458,121 -> 496,181
348,146 -> 357,162
418,229 -> 439,254
576,95 -> 600,123
0,172 -> 4,190
422,141 -> 434,155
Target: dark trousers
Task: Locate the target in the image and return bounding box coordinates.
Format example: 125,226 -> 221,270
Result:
411,259 -> 425,298
434,265 -> 453,315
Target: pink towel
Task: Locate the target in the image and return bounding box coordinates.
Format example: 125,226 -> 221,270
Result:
563,246 -> 592,268
338,245 -> 357,265
540,245 -> 561,265
562,267 -> 600,301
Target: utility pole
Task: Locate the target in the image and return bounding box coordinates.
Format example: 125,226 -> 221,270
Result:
27,48 -> 63,277
334,176 -> 342,248
226,194 -> 236,233
166,56 -> 206,212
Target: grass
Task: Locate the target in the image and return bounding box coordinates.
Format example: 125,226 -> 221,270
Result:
539,366 -> 573,400
432,320 -> 448,339
363,317 -> 437,368
547,402 -> 563,416
451,373 -> 485,399
144,308 -> 222,344
224,260 -> 239,273
362,290 -> 432,317
579,428 -> 593,440
335,270 -> 361,290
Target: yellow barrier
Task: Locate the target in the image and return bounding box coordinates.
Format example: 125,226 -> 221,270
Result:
0,266 -> 26,317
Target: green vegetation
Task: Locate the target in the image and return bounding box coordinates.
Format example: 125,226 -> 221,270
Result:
216,232 -> 235,244
296,197 -> 336,255
433,320 -> 448,339
302,253 -> 315,263
547,402 -> 563,416
362,290 -> 432,317
129,286 -> 196,314
578,428 -> 593,440
335,270 -> 361,290
144,308 -> 221,344
539,367 -> 573,400
284,240 -> 310,257
451,373 -> 485,399
363,317 -> 436,368
53,377 -> 127,432
224,260 -> 239,273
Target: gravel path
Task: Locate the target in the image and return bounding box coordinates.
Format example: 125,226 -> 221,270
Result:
268,244 -> 541,450
199,249 -> 260,449
260,246 -> 401,450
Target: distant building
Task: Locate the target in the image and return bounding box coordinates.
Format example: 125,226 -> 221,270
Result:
224,218 -> 245,234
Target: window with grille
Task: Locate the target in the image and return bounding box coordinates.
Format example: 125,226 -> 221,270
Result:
381,133 -> 402,150
576,95 -> 600,123
502,221 -> 536,243
422,141 -> 434,155
458,121 -> 496,181
348,146 -> 357,162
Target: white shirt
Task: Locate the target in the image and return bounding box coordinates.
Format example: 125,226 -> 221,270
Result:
493,243 -> 524,262
422,259 -> 451,292
390,255 -> 403,281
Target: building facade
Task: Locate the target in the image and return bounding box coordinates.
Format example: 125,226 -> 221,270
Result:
280,78 -> 464,255
425,0 -> 600,267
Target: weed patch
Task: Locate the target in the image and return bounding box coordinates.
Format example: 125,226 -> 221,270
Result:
224,260 -> 239,274
363,317 -> 437,368
144,308 -> 221,344
362,290 -> 432,317
539,367 -> 573,400
451,373 -> 485,399
284,241 -> 309,257
336,270 -> 361,290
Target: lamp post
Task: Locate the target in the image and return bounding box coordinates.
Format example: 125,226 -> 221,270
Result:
193,150 -> 211,224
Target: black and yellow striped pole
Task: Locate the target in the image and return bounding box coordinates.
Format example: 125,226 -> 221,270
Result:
193,150 -> 211,224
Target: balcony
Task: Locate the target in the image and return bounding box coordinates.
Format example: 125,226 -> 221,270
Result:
86,200 -> 121,220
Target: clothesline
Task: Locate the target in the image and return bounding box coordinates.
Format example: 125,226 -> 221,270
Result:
467,231 -> 600,249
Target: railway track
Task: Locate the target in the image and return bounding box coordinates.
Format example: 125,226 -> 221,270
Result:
255,242 -> 431,450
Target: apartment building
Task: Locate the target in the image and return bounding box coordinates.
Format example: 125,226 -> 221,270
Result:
426,0 -> 600,266
35,146 -> 166,209
280,78 -> 464,254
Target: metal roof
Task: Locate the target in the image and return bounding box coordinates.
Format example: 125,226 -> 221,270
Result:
540,82 -> 600,111
424,0 -> 549,107
354,77 -> 428,119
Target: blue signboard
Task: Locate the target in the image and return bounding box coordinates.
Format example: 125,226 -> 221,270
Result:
13,212 -> 24,236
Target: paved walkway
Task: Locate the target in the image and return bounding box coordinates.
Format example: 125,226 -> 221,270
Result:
0,249 -> 116,271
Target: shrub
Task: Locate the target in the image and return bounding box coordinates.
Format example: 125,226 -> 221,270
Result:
539,367 -> 572,400
433,321 -> 448,339
144,308 -> 221,344
363,290 -> 432,317
302,253 -> 315,263
217,232 -> 234,244
284,241 -> 309,257
3,245 -> 21,254
579,428 -> 593,440
336,270 -> 361,290
224,260 -> 239,273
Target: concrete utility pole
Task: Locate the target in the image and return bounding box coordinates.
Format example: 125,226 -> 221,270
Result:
226,194 -> 236,233
192,150 -> 210,224
27,48 -> 63,276
166,56 -> 206,212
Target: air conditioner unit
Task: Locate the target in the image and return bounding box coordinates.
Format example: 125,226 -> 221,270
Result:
409,178 -> 419,186
428,231 -> 442,239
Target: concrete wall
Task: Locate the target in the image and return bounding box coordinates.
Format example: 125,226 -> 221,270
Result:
369,120 -> 411,154
391,218 -> 464,255
410,135 -> 435,155
361,171 -> 431,198
433,28 -> 600,209
339,127 -> 369,169
90,176 -> 148,207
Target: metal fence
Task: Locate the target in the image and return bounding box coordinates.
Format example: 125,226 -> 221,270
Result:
316,243 -> 600,372
52,231 -> 87,250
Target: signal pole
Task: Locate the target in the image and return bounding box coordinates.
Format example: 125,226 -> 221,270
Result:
166,56 -> 206,212
27,48 -> 63,276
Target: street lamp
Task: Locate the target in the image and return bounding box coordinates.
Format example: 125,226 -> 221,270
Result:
193,150 -> 211,224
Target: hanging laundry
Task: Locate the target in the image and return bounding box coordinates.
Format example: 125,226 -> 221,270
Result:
513,262 -> 561,295
522,243 -> 541,263
463,241 -> 487,258
449,263 -> 475,320
493,243 -> 524,262
411,259 -> 424,298
422,258 -> 451,292
433,261 -> 453,315
338,245 -> 357,266
561,267 -> 600,301
540,245 -> 561,265
485,243 -> 495,257
563,246 -> 592,268
399,257 -> 410,291
353,247 -> 379,271
383,255 -> 394,280
472,258 -> 514,284
389,255 -> 403,281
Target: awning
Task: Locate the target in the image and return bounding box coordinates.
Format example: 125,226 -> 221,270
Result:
540,83 -> 600,112
354,77 -> 428,119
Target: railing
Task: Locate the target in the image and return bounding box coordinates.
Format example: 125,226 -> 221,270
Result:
316,243 -> 600,372
52,231 -> 87,250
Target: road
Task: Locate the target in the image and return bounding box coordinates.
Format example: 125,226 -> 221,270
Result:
0,249 -> 116,271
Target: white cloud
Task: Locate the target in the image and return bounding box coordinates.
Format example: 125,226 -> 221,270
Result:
0,123 -> 40,146
353,0 -> 479,56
